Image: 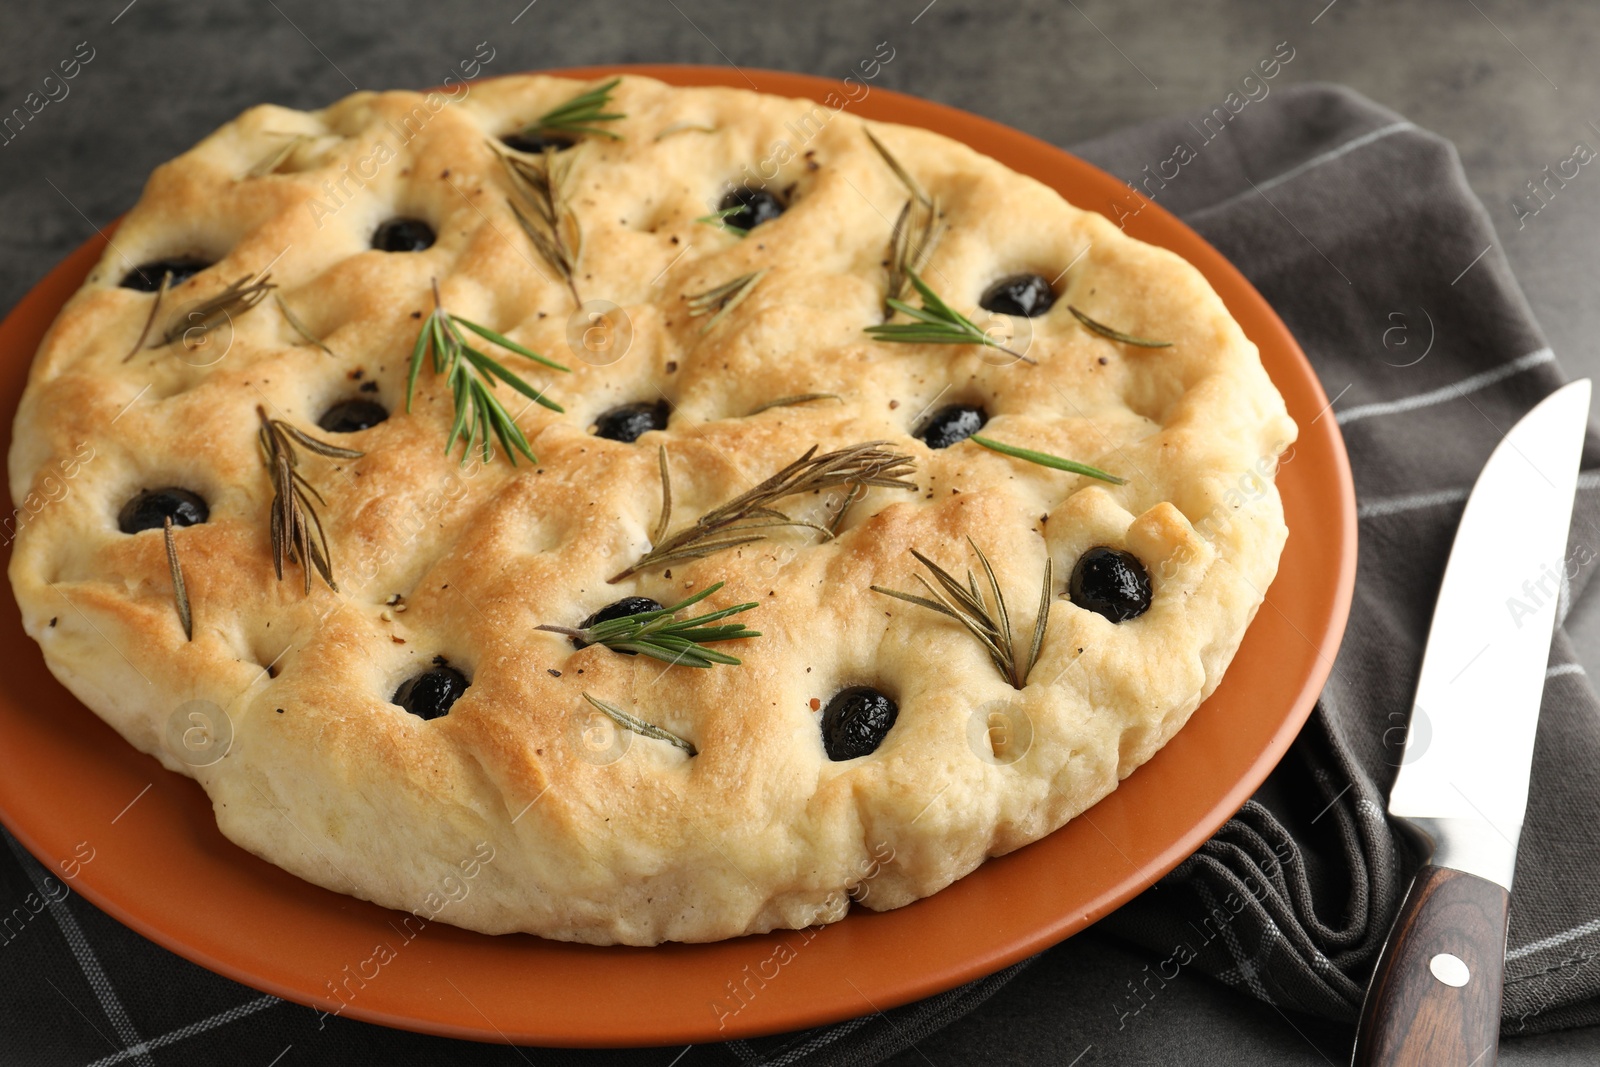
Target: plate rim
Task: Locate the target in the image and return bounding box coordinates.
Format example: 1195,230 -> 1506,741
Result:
0,64 -> 1357,1047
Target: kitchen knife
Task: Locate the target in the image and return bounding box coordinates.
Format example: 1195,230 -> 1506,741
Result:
1351,378 -> 1591,1066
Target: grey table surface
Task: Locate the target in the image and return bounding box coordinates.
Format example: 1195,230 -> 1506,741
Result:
2,1 -> 1599,1063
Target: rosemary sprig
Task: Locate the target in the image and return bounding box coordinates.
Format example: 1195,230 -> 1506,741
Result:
864,269 -> 1034,364
1068,306 -> 1171,348
276,294 -> 336,357
122,270 -> 172,362
257,406 -> 363,594
865,129 -> 939,312
496,145 -> 585,305
161,268 -> 276,348
685,270 -> 766,334
518,78 -> 625,142
407,281 -> 569,466
581,693 -> 696,756
163,515 -> 192,641
610,441 -> 918,582
538,582 -> 760,668
872,539 -> 1052,690
969,434 -> 1125,485
747,393 -> 842,416
695,205 -> 749,237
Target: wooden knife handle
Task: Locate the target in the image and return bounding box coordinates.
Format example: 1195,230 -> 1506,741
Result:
1352,865 -> 1509,1066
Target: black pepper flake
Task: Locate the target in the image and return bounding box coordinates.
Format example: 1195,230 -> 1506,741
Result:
349,368 -> 364,380
359,381 -> 379,393
276,708 -> 285,714
410,310 -> 422,319
547,668 -> 562,677
665,361 -> 678,373
48,617 -> 58,627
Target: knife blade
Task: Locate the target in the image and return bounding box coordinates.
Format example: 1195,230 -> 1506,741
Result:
1352,378 -> 1590,1066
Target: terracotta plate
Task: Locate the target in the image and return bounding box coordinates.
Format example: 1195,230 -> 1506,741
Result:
0,66 -> 1356,1047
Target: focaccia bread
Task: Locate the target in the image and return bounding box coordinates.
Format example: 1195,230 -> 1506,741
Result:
7,74 -> 1295,944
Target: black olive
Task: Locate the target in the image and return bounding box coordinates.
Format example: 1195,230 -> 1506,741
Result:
1068,546 -> 1152,622
318,398 -> 389,433
980,274 -> 1056,317
117,488 -> 209,534
917,405 -> 986,449
501,131 -> 575,154
393,662 -> 470,720
575,597 -> 665,651
821,686 -> 898,760
593,401 -> 669,443
716,185 -> 785,231
371,218 -> 436,253
119,258 -> 211,292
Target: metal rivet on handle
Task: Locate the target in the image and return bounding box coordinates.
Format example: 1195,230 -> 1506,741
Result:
1429,953 -> 1471,988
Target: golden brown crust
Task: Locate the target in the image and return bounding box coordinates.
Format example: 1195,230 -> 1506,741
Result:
8,74 -> 1295,944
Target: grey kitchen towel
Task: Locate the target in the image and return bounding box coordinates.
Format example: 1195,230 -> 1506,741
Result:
5,82 -> 1600,1065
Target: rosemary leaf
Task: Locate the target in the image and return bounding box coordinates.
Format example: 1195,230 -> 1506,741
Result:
519,78 -> 625,141
582,693 -> 697,756
454,316 -> 569,371
872,539 -> 1052,690
828,481 -> 864,534
275,294 -> 337,357
968,434 -> 1125,485
685,270 -> 766,334
654,122 -> 717,141
160,268 -> 276,348
256,405 -> 362,595
653,445 -> 673,545
242,132 -> 314,179
865,270 -> 1034,364
610,441 -> 918,582
747,393 -> 842,416
163,515 -> 192,641
864,128 -> 932,208
122,270 -> 171,362
1068,306 -> 1172,348
539,582 -> 760,669
1026,556 -> 1053,682
407,281 -> 568,465
695,205 -> 750,237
